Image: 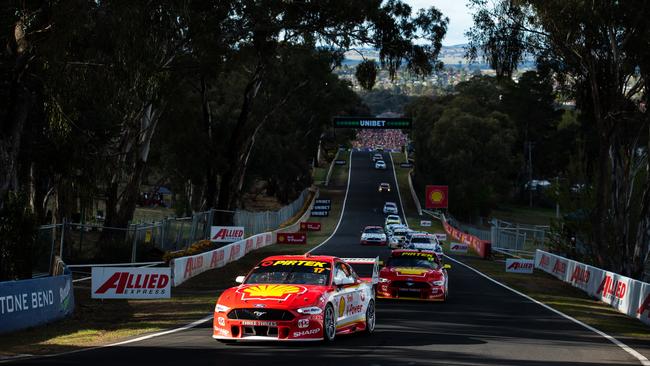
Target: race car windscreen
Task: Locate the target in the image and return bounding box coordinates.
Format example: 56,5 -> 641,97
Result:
387,256 -> 440,270
410,237 -> 431,244
245,259 -> 332,285
364,227 -> 384,234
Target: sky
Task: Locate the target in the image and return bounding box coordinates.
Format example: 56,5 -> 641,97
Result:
405,0 -> 472,46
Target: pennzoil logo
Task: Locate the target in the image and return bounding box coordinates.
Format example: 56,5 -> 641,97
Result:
238,284 -> 307,301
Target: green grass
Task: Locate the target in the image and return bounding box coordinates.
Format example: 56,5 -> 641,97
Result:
133,207 -> 175,222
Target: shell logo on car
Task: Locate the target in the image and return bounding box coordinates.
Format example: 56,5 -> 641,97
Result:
394,267 -> 429,276
238,284 -> 307,301
338,297 -> 346,317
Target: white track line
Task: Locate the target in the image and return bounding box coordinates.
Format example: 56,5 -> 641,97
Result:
388,153 -> 407,225
444,255 -> 650,366
0,315 -> 214,363
307,149 -> 353,254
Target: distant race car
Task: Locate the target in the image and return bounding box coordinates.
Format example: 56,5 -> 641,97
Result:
406,233 -> 443,256
378,183 -> 391,192
360,225 -> 387,245
378,250 -> 450,301
388,226 -> 410,249
384,215 -> 402,230
213,255 -> 379,342
383,202 -> 398,214
372,154 -> 383,162
375,160 -> 387,170
385,223 -> 407,237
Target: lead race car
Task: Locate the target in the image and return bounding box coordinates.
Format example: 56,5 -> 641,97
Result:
213,255 -> 378,342
378,250 -> 450,301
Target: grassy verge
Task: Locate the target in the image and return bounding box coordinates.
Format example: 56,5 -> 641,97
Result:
490,204 -> 558,226
0,154 -> 350,358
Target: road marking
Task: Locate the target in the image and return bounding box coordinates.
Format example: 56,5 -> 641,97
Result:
0,315 -> 214,363
307,149 -> 353,254
444,255 -> 650,366
388,153 -> 407,225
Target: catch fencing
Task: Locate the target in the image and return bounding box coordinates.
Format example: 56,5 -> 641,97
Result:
34,190 -> 311,272
233,188 -> 310,236
453,217 -> 549,253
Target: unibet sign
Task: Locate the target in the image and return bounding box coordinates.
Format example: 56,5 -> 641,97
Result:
333,117 -> 412,129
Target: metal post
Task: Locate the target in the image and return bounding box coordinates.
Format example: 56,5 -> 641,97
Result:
48,225 -> 56,275
59,220 -> 66,259
131,224 -> 138,263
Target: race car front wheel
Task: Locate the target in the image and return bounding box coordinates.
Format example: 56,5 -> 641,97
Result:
365,299 -> 376,334
324,304 -> 336,342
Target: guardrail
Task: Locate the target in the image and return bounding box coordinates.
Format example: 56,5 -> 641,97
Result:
535,249 -> 650,326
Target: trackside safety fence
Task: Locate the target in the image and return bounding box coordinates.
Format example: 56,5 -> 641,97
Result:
170,188 -> 318,286
535,249 -> 650,326
234,188 -> 310,236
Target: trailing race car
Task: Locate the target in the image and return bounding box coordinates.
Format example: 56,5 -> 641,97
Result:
378,183 -> 391,192
378,250 -> 450,301
384,215 -> 402,230
375,160 -> 387,170
388,225 -> 410,249
360,225 -> 387,245
406,233 -> 444,256
213,255 -> 378,342
383,202 -> 398,214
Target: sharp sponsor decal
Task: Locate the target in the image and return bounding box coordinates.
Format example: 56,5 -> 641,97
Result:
505,259 -> 534,274
346,303 -> 363,315
238,284 -> 307,301
293,328 -> 320,337
92,267 -> 171,299
210,226 -> 245,243
596,275 -> 627,301
241,320 -> 278,326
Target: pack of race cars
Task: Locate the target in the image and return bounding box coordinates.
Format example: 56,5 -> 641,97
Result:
212,150 -> 451,343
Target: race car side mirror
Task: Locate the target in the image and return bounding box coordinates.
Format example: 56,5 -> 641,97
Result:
235,275 -> 245,284
443,264 -> 451,270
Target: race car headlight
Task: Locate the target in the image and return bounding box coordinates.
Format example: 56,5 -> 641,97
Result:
379,278 -> 390,283
215,304 -> 230,313
296,306 -> 322,315
432,280 -> 445,286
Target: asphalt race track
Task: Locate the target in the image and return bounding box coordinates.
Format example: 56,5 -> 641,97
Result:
12,150 -> 647,365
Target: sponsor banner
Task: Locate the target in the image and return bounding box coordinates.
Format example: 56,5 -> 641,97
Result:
92,267 -> 171,299
449,243 -> 468,253
442,219 -> 491,258
0,274 -> 74,334
505,259 -> 534,274
277,232 -> 307,244
210,226 -> 245,243
314,199 -> 331,205
535,249 -> 650,326
300,222 -> 322,231
313,205 -> 331,211
172,232 -> 274,286
420,220 -> 432,227
433,233 -> 447,242
425,185 -> 448,209
334,159 -> 347,165
311,210 -> 329,217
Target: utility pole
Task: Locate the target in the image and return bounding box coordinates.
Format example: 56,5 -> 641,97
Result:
527,141 -> 534,208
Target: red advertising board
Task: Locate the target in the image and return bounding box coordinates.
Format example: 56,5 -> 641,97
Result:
277,232 -> 307,244
425,185 -> 448,209
300,222 -> 322,231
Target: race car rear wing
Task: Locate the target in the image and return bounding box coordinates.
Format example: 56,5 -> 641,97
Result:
341,257 -> 379,285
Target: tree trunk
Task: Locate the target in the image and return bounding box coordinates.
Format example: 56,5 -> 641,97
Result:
201,76 -> 217,210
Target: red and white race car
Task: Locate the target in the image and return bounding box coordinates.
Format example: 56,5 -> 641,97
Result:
213,255 -> 378,342
378,250 -> 450,301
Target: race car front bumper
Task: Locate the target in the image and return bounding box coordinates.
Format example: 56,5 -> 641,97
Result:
212,313 -> 324,341
377,282 -> 445,301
